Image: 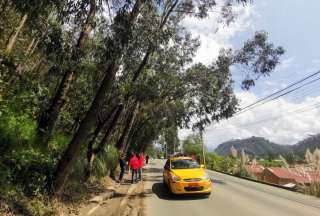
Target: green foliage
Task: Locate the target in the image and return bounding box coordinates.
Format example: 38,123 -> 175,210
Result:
205,152 -> 224,170
182,134 -> 202,159
259,159 -> 285,167
234,167 -> 252,178
206,154 -> 237,173
11,151 -> 54,197
92,146 -> 119,178
48,132 -> 71,153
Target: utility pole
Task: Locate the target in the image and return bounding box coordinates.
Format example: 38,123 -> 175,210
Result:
200,129 -> 206,165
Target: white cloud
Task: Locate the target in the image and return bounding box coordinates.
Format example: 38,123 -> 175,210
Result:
182,4 -> 255,65
202,92 -> 320,149
277,56 -> 296,71
178,3 -> 320,150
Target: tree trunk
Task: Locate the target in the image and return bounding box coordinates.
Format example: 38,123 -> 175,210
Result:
124,120 -> 147,154
94,104 -> 124,154
5,13 -> 28,55
52,63 -> 118,194
123,119 -> 138,154
38,69 -> 75,140
51,0 -> 145,196
25,38 -> 35,55
38,0 -> 96,140
85,105 -> 120,179
85,121 -> 104,180
116,102 -> 139,152
132,46 -> 153,82
28,38 -> 39,56
30,56 -> 43,73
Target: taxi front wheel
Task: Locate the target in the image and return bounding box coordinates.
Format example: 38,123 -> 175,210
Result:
204,192 -> 211,198
163,176 -> 168,188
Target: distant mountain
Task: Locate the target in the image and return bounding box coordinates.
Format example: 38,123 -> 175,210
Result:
214,135 -> 320,158
214,134 -> 320,157
214,137 -> 291,157
292,134 -> 320,156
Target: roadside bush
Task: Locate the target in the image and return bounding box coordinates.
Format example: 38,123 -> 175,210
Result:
205,153 -> 237,173
234,167 -> 253,178
92,146 -> 119,179
309,181 -> 320,197
205,153 -> 223,170
220,157 -> 237,173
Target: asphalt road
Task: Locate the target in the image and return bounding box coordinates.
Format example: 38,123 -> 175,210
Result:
143,159 -> 320,216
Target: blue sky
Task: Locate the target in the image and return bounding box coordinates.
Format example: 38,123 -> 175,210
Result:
231,0 -> 320,99
180,0 -> 320,149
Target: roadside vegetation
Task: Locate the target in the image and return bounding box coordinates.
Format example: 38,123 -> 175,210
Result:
0,0 -> 285,215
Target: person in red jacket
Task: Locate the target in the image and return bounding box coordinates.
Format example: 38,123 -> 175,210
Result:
138,153 -> 144,181
129,153 -> 139,183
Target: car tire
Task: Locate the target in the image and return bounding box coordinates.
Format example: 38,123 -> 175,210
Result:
167,181 -> 175,196
204,192 -> 211,198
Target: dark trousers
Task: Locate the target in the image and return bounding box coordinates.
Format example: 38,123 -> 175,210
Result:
119,166 -> 125,181
138,168 -> 142,180
131,169 -> 138,183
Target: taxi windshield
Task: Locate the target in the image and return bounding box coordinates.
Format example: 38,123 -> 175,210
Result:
171,159 -> 200,169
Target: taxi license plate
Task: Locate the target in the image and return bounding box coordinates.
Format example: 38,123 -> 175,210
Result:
188,183 -> 199,187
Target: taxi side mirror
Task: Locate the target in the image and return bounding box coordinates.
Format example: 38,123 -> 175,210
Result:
200,164 -> 205,169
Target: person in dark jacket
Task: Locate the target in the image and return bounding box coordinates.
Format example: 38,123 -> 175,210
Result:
118,153 -> 126,183
145,155 -> 149,164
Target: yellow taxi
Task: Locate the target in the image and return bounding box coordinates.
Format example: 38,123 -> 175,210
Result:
163,156 -> 212,196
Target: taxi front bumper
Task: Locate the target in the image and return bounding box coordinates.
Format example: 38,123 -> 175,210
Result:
169,180 -> 212,194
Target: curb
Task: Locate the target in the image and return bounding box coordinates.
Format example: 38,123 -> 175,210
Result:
207,169 -> 297,192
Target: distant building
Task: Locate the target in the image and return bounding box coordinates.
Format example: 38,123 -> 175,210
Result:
261,167 -> 320,186
261,168 -> 296,185
245,165 -> 265,180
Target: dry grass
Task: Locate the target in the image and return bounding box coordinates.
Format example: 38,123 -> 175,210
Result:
297,148 -> 320,197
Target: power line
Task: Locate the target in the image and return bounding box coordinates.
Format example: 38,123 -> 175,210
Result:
205,70 -> 320,134
236,75 -> 320,115
213,101 -> 320,131
236,70 -> 320,115
223,97 -> 320,127
228,81 -> 320,125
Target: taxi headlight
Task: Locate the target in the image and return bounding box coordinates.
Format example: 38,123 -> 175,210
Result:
171,174 -> 181,182
202,173 -> 211,181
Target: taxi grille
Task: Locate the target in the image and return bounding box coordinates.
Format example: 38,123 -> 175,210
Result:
183,178 -> 202,182
184,186 -> 203,191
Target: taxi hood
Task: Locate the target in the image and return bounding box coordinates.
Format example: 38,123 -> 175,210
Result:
171,168 -> 206,179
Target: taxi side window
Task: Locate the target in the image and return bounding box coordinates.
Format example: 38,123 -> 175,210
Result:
164,160 -> 170,169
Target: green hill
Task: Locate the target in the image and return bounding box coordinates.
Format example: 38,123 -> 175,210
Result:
214,137 -> 291,157
292,134 -> 320,156
214,135 -> 320,158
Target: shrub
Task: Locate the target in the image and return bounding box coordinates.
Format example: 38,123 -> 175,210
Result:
92,146 -> 119,178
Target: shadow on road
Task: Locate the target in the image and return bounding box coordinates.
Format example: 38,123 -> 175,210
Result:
212,179 -> 226,185
151,183 -> 208,201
